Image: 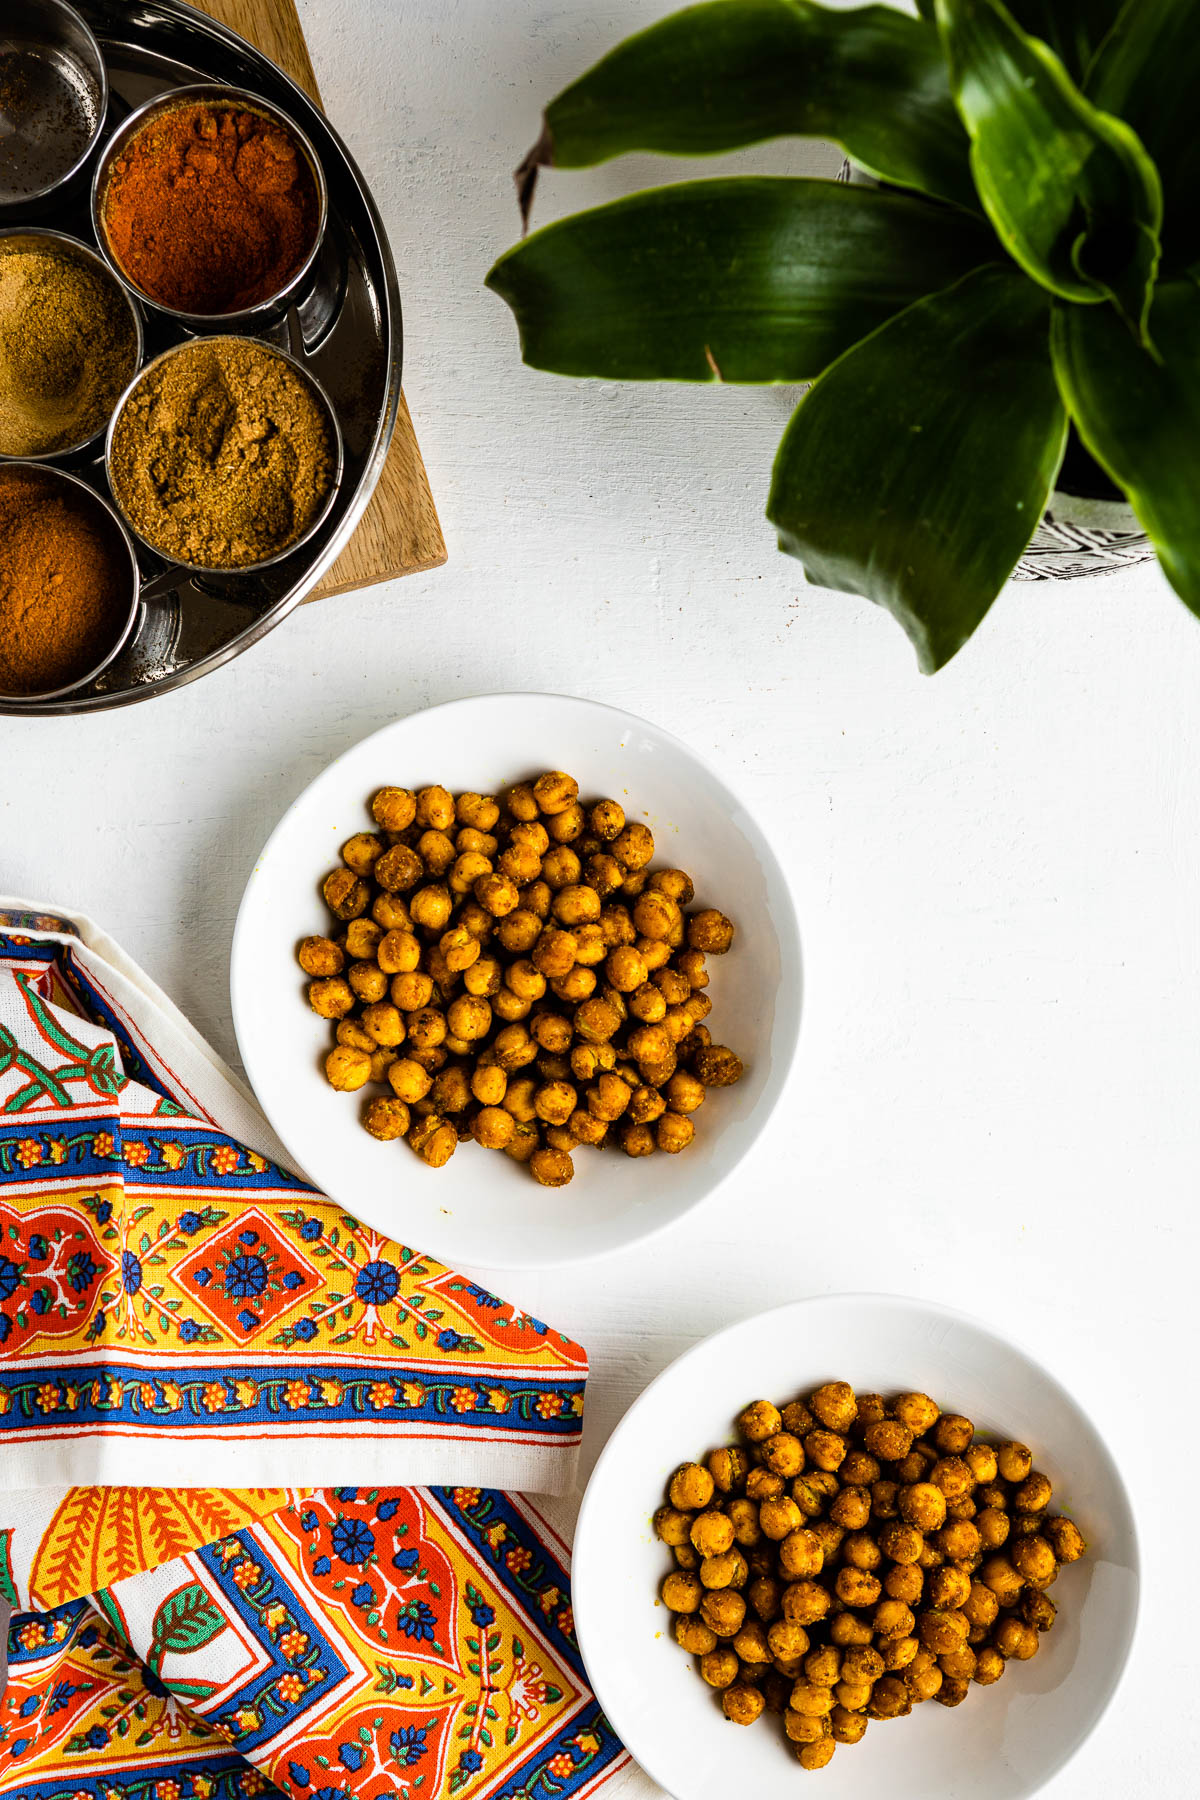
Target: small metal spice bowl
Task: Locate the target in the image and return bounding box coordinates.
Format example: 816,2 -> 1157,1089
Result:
104,335 -> 345,576
90,82 -> 329,331
0,226 -> 143,461
0,0 -> 108,218
0,461 -> 140,703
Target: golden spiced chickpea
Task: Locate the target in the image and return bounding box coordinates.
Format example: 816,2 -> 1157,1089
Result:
964,1443 -> 997,1486
691,1511 -> 736,1558
961,1580 -> 999,1633
356,1002 -> 402,1048
501,1077 -> 537,1122
784,1711 -> 824,1745
388,1058 -> 432,1105
738,1400 -> 782,1443
408,1113 -> 457,1167
994,1617 -> 1039,1662
1011,1534 -> 1057,1587
463,1105 -> 510,1151
346,961 -> 386,1004
698,1647 -> 739,1690
894,1562 -> 931,1612
797,1735 -> 836,1771
417,829 -> 457,877
407,885 -> 450,933
374,844 -> 423,893
686,907 -> 734,954
630,890 -> 679,942
579,1072 -> 625,1122
801,1645 -> 840,1690
618,1118 -> 655,1157
541,846 -> 581,891
371,785 -> 416,833
837,1567 -> 883,1608
325,1044 -> 372,1091
803,1429 -> 847,1473
564,1109 -> 604,1148
572,923 -> 606,967
654,1506 -> 693,1547
700,1547 -> 745,1591
917,1609 -> 969,1656
309,976 -> 355,1020
344,919 -> 384,962
928,1564 -> 971,1611
363,1092 -> 411,1140
499,1121 -> 535,1163
706,1445 -> 748,1493
488,1025 -> 534,1073
599,904 -> 635,947
693,1043 -> 744,1087
441,996 -> 488,1043
971,1644 -> 1004,1687
389,971 -> 431,1014
550,966 -> 595,1003
767,1620 -> 810,1665
533,1080 -> 576,1127
991,1440 -> 1032,1485
433,927 -> 476,976
580,853 -> 621,898
840,1644 -> 884,1687
323,868 -> 369,920
1013,1469 -> 1053,1513
782,1581 -> 830,1628
527,1015 -> 569,1057
880,1635 -> 918,1675
656,1111 -> 695,1154
873,1598 -> 915,1642
604,945 -> 646,993
414,785 -> 454,831
976,1506 -> 1009,1551
498,842 -> 541,887
892,1392 -> 940,1437
637,936 -> 672,972
529,1145 -> 573,1187
755,1495 -> 799,1542
831,1704 -> 868,1744
374,929 -> 418,976
722,1681 -> 765,1727
662,1570 -> 703,1613
830,1486 -> 870,1531
460,956 -> 498,999
864,1419 -> 913,1462
979,1554 -> 1023,1606
762,1432 -> 805,1478
430,1066 -> 471,1114
298,934 -> 345,978
829,1613 -> 874,1649
470,871 -> 517,918
1021,1588 -> 1057,1633
841,1451 -> 880,1490
898,1481 -> 946,1533
627,981 -> 667,1025
529,770 -> 576,815
721,1503 -> 757,1553
548,884 -> 598,927
788,1679 -> 834,1719
1043,1515 -> 1085,1564
530,928 -> 576,978
372,893 -> 412,935
490,909 -> 538,957
583,798 -> 621,840
407,1008 -> 447,1052
808,1381 -> 856,1433
778,1528 -> 824,1579
546,800 -> 585,843
610,820 -> 653,870
452,792 -> 497,831
749,1575 -> 784,1623
878,1522 -> 923,1565
938,1521 -> 981,1565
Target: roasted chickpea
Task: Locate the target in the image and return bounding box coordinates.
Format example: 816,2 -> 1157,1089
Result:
409,884 -> 453,932
686,907 -> 734,954
699,1648 -> 739,1690
995,1440 -> 1033,1482
779,1529 -> 824,1580
1012,1534 -> 1057,1587
899,1482 -> 946,1533
363,1093 -> 411,1140
979,1555 -> 1023,1606
722,1682 -> 765,1726
738,1401 -> 782,1443
879,1522 -> 923,1564
830,1487 -> 870,1531
309,976 -> 355,1019
656,1111 -> 695,1153
374,843 -> 423,893
388,1057 -> 432,1105
804,1429 -> 847,1473
885,1562 -> 924,1605
409,1112 -> 457,1167
529,1145 -> 573,1187
965,1443 -> 998,1485
781,1581 -> 830,1628
298,934 -> 345,977
325,1044 -> 371,1091
864,1420 -> 913,1462
830,1613 -> 874,1649
620,1120 -> 656,1157
928,1565 -> 971,1611
693,1044 -> 744,1087
371,785 -> 416,832
1044,1516 -> 1086,1564
1014,1470 -> 1053,1512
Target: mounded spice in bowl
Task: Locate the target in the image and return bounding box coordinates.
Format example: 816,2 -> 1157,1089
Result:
0,231 -> 140,458
0,463 -> 137,698
107,335 -> 339,570
96,87 -> 323,318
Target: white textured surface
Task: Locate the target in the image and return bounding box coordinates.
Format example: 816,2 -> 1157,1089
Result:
0,1 -> 1195,1792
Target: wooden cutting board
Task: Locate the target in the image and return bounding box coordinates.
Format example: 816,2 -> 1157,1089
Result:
194,0 -> 446,598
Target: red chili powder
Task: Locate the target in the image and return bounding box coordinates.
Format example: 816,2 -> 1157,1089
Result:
102,99 -> 320,315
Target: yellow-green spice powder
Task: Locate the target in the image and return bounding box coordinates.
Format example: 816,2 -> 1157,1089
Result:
0,241 -> 138,456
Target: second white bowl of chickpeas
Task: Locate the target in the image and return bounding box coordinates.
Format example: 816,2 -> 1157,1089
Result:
231,692 -> 802,1267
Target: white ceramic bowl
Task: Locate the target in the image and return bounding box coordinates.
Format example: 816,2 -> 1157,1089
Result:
572,1295 -> 1138,1800
231,692 -> 801,1268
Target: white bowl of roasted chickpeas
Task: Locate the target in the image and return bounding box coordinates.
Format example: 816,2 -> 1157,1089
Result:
231,692 -> 801,1267
572,1295 -> 1138,1800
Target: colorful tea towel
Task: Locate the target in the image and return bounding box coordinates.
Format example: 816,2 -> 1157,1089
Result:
0,902 -> 637,1800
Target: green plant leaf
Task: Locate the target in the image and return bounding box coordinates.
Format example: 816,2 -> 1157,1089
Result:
148,1582 -> 226,1669
1087,0 -> 1200,267
1051,280 -> 1200,611
1002,1 -> 1124,79
487,178 -> 995,382
936,0 -> 1161,332
519,0 -> 976,216
767,265 -> 1067,672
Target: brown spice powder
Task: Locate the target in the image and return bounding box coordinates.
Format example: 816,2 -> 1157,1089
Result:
0,468 -> 131,696
108,337 -> 336,569
0,241 -> 139,457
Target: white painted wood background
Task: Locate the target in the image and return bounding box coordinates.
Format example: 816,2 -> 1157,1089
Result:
1,2 -> 1195,1791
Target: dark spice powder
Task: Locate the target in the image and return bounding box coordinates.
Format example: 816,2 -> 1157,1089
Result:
0,468 -> 131,696
108,337 -> 336,569
101,98 -> 320,315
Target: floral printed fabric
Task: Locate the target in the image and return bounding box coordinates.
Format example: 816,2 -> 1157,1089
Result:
0,906 -> 632,1800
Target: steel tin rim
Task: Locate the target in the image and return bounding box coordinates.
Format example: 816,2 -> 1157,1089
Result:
0,225 -> 144,462
89,81 -> 329,329
104,333 -> 345,575
0,459 -> 141,701
0,0 -> 110,213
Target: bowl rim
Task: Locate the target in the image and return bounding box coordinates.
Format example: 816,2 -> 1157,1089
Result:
0,0 -> 109,213
229,689 -> 804,1268
89,80 -> 329,328
0,224 -> 144,461
572,1290 -> 1142,1800
0,459 -> 141,702
104,332 -> 344,575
